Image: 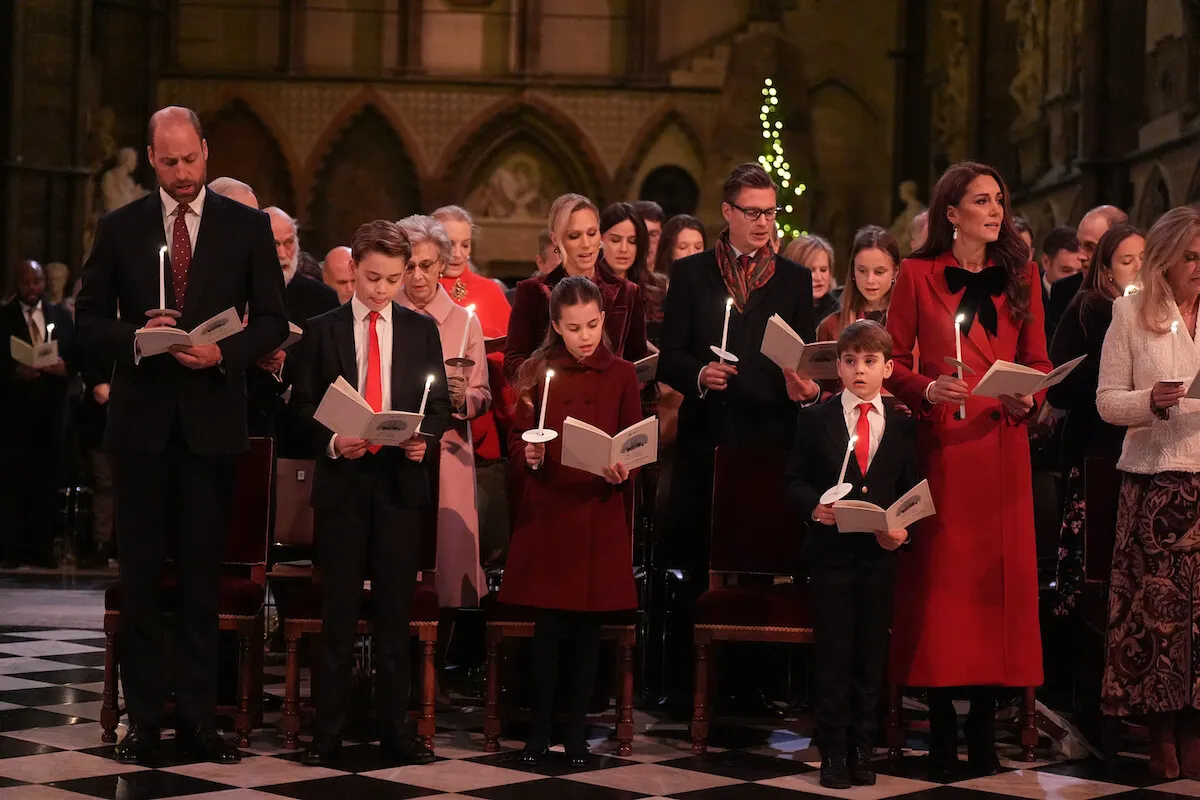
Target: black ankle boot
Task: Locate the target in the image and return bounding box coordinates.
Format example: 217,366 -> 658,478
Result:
927,691 -> 959,776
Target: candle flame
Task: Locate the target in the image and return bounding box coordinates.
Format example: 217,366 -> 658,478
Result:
45,323 -> 54,336
726,298 -> 734,308
849,434 -> 858,445
546,369 -> 555,379
1172,320 -> 1180,335
955,313 -> 965,325
425,374 -> 435,385
466,304 -> 476,315
159,246 -> 167,256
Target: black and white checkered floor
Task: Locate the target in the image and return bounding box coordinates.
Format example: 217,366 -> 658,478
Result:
0,625 -> 1181,800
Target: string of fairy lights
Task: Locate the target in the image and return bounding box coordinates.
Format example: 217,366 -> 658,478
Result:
756,78 -> 807,239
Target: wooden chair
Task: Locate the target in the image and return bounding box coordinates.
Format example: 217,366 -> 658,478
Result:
276,457 -> 441,750
690,447 -> 810,754
100,437 -> 274,747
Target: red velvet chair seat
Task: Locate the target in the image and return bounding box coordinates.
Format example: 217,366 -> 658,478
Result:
104,574 -> 264,617
694,584 -> 812,630
275,581 -> 440,623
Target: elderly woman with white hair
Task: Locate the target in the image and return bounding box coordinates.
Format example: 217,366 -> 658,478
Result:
396,214 -> 491,634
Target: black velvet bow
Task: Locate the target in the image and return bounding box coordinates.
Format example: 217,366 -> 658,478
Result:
945,265 -> 1007,337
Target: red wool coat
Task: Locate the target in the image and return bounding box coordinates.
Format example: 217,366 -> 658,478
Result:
884,252 -> 1049,688
498,345 -> 640,612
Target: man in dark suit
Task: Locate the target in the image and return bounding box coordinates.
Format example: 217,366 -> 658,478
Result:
1039,226 -> 1084,339
290,220 -> 452,767
658,163 -> 819,704
0,260 -> 74,568
75,106 -> 288,765
246,207 -> 339,454
1045,205 -> 1128,336
785,320 -> 919,788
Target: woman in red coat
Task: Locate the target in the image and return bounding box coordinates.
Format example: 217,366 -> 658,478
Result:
884,161 -> 1049,776
500,276 -> 641,767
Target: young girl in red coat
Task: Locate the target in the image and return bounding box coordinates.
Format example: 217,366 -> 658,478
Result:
501,276 -> 641,767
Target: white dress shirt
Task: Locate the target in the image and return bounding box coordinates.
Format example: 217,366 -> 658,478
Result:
329,296 -> 394,457
841,389 -> 886,471
21,301 -> 45,343
159,186 -> 205,252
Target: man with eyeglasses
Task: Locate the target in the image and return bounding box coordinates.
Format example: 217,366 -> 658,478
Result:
657,163 -> 819,707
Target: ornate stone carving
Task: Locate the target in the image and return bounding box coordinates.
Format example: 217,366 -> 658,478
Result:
466,152 -> 551,220
888,180 -> 926,255
1006,0 -> 1045,127
932,3 -> 970,166
100,147 -> 149,213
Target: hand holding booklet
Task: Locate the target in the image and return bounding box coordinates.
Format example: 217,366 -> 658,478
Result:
971,354 -> 1085,398
9,336 -> 59,369
560,416 -> 659,477
135,307 -> 244,357
833,479 -> 936,534
760,314 -> 839,379
313,376 -> 424,446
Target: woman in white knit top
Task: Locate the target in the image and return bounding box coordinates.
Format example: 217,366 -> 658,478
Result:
1096,205 -> 1200,780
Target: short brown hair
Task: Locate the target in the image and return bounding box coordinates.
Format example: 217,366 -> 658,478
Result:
632,200 -> 664,224
722,163 -> 777,205
837,319 -> 893,358
351,220 -> 411,263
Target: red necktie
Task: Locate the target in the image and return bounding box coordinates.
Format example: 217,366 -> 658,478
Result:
855,402 -> 872,476
171,204 -> 192,309
737,254 -> 752,271
364,311 -> 383,454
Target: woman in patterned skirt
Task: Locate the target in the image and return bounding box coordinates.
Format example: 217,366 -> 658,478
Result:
1097,205 -> 1200,779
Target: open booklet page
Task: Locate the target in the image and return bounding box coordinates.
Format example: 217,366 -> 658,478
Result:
134,307 -> 244,357
313,375 -> 424,446
833,479 -> 936,533
10,336 -> 59,369
760,314 -> 838,379
972,354 -> 1085,398
560,416 -> 659,477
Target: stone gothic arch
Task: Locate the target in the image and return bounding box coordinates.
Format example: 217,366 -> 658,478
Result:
201,98 -> 297,213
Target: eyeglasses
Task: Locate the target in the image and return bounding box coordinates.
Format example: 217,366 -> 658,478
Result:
728,203 -> 781,222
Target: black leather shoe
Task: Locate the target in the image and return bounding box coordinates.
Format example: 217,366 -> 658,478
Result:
175,727 -> 241,764
380,734 -> 435,765
821,751 -> 853,790
850,743 -> 877,786
519,743 -> 549,765
114,725 -> 160,765
301,734 -> 341,767
564,741 -> 590,768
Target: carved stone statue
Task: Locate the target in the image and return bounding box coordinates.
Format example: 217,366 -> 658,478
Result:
45,263 -> 70,305
468,153 -> 549,220
933,5 -> 970,164
888,181 -> 926,255
1007,0 -> 1046,128
100,147 -> 149,213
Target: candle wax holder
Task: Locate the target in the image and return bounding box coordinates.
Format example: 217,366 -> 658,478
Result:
709,344 -> 739,363
942,356 -> 976,375
522,428 -> 559,444
444,356 -> 476,369
820,482 -> 853,505
146,308 -> 181,320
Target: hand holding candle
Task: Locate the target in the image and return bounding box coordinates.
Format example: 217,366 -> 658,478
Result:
537,369 -> 554,430
522,368 -> 559,443
709,298 -> 739,363
418,374 -> 434,416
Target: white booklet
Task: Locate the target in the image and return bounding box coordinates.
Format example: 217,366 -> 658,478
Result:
280,322 -> 303,350
10,336 -> 59,369
560,415 -> 659,477
634,352 -> 658,382
313,375 -> 424,446
834,479 -> 936,534
134,307 -> 244,357
972,354 -> 1086,398
760,314 -> 839,379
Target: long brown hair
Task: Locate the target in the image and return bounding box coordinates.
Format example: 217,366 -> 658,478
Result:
1076,223 -> 1142,332
912,161 -> 1031,323
512,276 -> 605,407
600,201 -> 666,320
1136,205 -> 1200,334
654,214 -> 707,276
836,225 -> 900,334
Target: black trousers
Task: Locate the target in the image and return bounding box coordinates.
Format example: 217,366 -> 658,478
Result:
810,556 -> 896,749
112,428 -> 235,730
313,458 -> 420,740
529,609 -> 602,747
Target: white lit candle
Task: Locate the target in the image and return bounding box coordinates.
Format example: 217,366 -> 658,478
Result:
537,369 -> 554,431
457,304 -> 476,360
954,312 -> 966,419
837,434 -> 858,487
720,298 -> 732,355
418,374 -> 434,416
1171,319 -> 1180,380
45,323 -> 54,342
158,246 -> 167,310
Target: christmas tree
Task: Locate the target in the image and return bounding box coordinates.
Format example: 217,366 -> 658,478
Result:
756,78 -> 806,239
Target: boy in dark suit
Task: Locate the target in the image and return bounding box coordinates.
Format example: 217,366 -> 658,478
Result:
785,320 -> 920,789
290,220 -> 452,767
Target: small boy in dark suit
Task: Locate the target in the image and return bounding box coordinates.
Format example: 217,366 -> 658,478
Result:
290,220 -> 453,767
785,319 -> 920,789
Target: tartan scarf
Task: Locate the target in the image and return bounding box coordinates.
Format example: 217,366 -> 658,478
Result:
715,229 -> 776,310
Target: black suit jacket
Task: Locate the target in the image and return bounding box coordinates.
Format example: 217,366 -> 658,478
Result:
75,190 -> 289,456
1045,271 -> 1083,338
0,299 -> 75,452
660,249 -> 815,452
785,396 -> 919,567
289,301 -> 454,510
